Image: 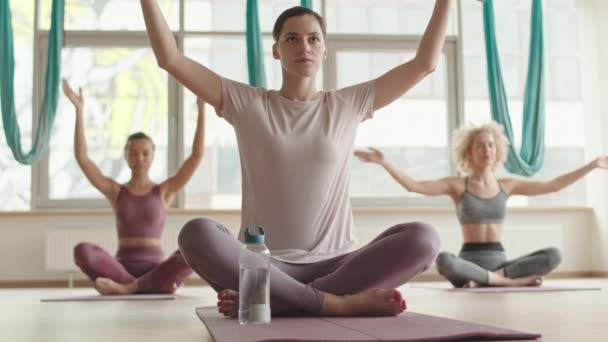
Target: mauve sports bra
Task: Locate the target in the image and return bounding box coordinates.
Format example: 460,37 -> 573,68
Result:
115,185 -> 165,239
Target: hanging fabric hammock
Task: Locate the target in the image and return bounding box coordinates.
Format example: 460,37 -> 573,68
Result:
246,0 -> 267,87
0,0 -> 65,165
481,0 -> 545,176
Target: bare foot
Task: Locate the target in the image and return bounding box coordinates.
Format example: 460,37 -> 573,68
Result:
94,277 -> 138,295
507,275 -> 543,287
217,289 -> 239,318
159,282 -> 178,294
488,270 -> 543,287
463,280 -> 480,288
321,289 -> 406,317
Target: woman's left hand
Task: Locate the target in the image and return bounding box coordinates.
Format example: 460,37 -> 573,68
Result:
596,155 -> 608,169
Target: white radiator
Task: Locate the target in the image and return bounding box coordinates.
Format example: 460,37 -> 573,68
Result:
45,228 -> 181,272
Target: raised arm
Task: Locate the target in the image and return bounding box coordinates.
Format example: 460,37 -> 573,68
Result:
504,156 -> 608,196
373,0 -> 451,111
161,98 -> 206,205
354,148 -> 457,198
62,80 -> 119,202
140,0 -> 223,108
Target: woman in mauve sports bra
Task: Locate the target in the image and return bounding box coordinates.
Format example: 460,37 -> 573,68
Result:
62,80 -> 204,295
355,121 -> 608,288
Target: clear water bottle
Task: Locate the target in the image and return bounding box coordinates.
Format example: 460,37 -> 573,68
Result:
239,224 -> 271,324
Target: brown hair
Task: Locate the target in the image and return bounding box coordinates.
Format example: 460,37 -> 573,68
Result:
124,132 -> 155,151
272,6 -> 326,42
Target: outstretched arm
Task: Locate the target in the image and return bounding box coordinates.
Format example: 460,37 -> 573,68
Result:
161,98 -> 206,205
373,0 -> 451,111
354,148 -> 455,197
62,80 -> 119,201
140,0 -> 223,108
505,156 -> 608,196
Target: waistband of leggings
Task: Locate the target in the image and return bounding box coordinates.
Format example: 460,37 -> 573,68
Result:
116,245 -> 163,258
460,242 -> 504,252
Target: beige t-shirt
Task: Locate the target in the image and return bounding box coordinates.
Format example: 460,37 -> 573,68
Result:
217,77 -> 375,263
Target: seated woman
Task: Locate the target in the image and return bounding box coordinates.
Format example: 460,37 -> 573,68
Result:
355,121 -> 607,288
140,0 -> 452,317
62,80 -> 205,294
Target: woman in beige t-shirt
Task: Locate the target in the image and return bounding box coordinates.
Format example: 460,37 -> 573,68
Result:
139,1 -> 452,317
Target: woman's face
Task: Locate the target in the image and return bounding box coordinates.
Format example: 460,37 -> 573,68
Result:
470,131 -> 497,170
125,139 -> 154,175
273,14 -> 326,79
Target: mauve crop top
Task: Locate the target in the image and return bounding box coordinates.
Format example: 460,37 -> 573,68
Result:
115,185 -> 165,239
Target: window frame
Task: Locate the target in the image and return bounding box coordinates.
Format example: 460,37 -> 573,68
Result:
326,35 -> 461,207
33,31 -> 182,209
25,0 -> 494,210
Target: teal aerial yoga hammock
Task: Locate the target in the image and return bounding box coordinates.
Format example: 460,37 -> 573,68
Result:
300,0 -> 313,9
246,0 -> 267,87
246,0 -> 313,87
0,0 -> 64,165
481,0 -> 545,176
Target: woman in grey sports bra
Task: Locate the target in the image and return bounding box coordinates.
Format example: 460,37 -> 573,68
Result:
355,121 -> 608,288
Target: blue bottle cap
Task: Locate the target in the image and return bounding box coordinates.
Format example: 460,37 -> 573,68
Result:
244,225 -> 265,244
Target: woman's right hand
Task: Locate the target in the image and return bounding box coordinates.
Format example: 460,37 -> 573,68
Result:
354,147 -> 385,164
62,79 -> 84,111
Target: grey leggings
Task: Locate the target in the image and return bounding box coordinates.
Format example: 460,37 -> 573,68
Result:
435,242 -> 562,288
178,218 -> 440,315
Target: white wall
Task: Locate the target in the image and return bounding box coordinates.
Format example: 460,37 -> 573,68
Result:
0,208 -> 595,282
580,0 -> 608,272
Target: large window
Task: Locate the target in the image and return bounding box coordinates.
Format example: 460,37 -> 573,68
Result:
326,39 -> 456,206
42,45 -> 169,206
39,0 -> 180,31
461,0 -> 585,206
0,2 -> 33,210
326,0 -> 455,35
0,0 -> 588,210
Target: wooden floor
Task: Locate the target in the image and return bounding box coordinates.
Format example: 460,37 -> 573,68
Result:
2,278 -> 607,342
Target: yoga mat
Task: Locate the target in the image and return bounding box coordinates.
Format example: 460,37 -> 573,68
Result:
41,293 -> 178,302
195,307 -> 540,342
410,283 -> 602,293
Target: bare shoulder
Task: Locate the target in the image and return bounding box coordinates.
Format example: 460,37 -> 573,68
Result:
498,177 -> 520,195
106,181 -> 122,208
441,176 -> 464,186
442,176 -> 466,198
158,180 -> 170,196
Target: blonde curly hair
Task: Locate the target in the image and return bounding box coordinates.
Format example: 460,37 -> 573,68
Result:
451,121 -> 509,174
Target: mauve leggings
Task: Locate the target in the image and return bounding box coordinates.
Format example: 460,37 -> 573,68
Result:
73,242 -> 193,293
178,218 -> 440,314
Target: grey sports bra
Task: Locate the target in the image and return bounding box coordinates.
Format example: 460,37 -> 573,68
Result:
456,177 -> 507,225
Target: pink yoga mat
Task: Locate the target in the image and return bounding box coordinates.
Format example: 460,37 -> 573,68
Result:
41,293 -> 178,302
195,307 -> 540,342
410,283 -> 602,293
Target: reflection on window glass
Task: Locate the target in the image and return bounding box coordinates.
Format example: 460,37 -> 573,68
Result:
39,0 -> 179,31
0,2 -> 34,210
336,50 -> 450,197
49,48 -> 168,200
